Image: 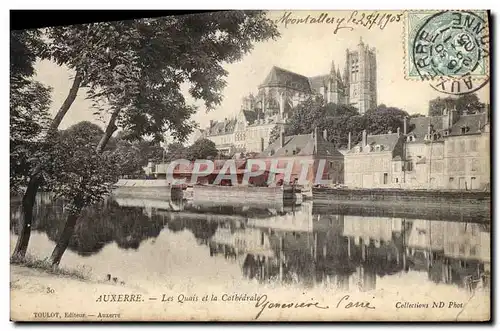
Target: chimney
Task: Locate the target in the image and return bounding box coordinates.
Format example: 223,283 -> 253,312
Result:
397,127 -> 400,136
450,107 -> 459,125
210,120 -> 214,127
362,129 -> 367,147
323,129 -> 328,141
348,132 -> 352,150
314,127 -> 319,153
403,117 -> 407,134
279,125 -> 284,148
443,109 -> 450,130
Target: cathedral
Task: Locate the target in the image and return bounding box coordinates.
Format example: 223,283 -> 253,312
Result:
204,38 -> 378,154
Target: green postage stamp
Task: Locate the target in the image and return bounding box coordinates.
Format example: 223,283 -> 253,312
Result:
405,10 -> 490,94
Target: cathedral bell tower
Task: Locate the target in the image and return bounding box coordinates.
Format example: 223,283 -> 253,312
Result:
345,37 -> 377,114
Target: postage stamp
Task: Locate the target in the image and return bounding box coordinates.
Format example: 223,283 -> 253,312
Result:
405,10 -> 490,95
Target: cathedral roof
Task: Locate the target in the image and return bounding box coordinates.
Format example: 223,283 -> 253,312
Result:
260,66 -> 312,93
308,75 -> 329,91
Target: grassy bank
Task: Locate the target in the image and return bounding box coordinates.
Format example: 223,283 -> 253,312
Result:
10,254 -> 90,281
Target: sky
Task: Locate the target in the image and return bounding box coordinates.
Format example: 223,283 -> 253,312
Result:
34,10 -> 490,144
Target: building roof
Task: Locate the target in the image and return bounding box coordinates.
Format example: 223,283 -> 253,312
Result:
242,109 -> 260,125
407,115 -> 446,143
260,66 -> 312,93
206,118 -> 237,136
308,74 -> 329,91
349,132 -> 401,154
258,131 -> 343,158
448,113 -> 486,136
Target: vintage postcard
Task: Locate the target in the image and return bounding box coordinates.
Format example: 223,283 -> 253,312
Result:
10,9 -> 491,322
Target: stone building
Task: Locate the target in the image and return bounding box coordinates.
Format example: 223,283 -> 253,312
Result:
344,108 -> 490,190
403,109 -> 490,190
344,129 -> 405,188
443,111 -> 490,190
403,114 -> 449,189
203,118 -> 237,156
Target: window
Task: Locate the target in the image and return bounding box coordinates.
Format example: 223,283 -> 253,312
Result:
459,140 -> 465,153
471,159 -> 479,172
448,141 -> 455,153
458,158 -> 465,171
470,139 -> 478,152
449,177 -> 454,182
383,173 -> 388,184
395,178 -> 399,183
404,161 -> 413,172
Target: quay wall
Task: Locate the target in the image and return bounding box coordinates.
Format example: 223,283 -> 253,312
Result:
193,186 -> 284,208
112,179 -> 183,200
313,188 -> 490,206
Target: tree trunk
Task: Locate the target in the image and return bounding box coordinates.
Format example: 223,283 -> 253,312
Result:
49,209 -> 81,266
11,70 -> 83,260
11,174 -> 41,259
96,109 -> 120,153
49,70 -> 83,132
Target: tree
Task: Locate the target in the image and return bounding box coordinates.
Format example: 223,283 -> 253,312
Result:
42,11 -> 280,266
10,29 -> 53,258
40,122 -> 120,265
164,142 -> 187,162
10,29 -> 52,195
108,140 -> 144,178
10,81 -> 52,194
186,138 -> 218,161
428,94 -> 485,116
362,104 -> 409,136
109,139 -> 166,177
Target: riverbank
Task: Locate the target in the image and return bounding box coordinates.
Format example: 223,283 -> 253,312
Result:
10,264 -> 142,322
10,263 -> 490,322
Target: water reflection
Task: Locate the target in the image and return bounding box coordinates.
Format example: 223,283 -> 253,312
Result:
10,194 -> 490,293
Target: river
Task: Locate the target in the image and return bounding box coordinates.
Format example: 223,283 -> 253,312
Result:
10,193 -> 490,297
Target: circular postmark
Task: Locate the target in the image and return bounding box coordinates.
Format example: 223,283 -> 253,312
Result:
412,10 -> 490,95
